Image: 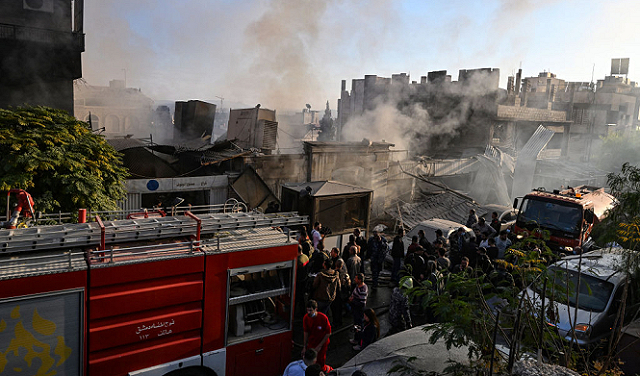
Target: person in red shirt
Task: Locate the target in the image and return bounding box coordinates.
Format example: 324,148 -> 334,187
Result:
302,299 -> 331,369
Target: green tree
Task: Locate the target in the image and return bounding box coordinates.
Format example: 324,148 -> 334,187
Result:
0,106 -> 128,213
594,163 -> 640,249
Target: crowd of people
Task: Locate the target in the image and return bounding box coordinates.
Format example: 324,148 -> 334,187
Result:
289,222 -> 412,375
288,211 -> 545,375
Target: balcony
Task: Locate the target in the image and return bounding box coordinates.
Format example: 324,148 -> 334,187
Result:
0,23 -> 84,51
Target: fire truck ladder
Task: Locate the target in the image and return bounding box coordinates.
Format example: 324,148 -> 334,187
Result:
0,211 -> 308,254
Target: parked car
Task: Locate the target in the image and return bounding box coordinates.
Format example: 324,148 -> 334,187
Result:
523,248 -> 639,347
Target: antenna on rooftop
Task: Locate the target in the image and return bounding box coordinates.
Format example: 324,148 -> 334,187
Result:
215,96 -> 224,111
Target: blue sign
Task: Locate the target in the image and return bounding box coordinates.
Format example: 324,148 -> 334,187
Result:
147,180 -> 160,191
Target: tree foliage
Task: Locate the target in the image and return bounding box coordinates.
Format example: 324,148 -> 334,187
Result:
0,106 -> 128,213
594,163 -> 640,248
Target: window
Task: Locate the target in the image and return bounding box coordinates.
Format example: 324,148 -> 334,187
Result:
546,267 -> 614,312
226,261 -> 294,345
518,198 -> 582,234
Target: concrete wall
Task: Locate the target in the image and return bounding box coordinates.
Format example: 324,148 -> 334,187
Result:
244,154 -> 307,199
0,0 -> 83,114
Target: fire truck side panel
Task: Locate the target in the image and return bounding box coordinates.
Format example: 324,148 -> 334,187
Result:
202,252 -> 229,352
87,256 -> 205,376
0,271 -> 87,300
0,271 -> 86,376
89,332 -> 202,376
202,244 -> 298,354
224,331 -> 292,376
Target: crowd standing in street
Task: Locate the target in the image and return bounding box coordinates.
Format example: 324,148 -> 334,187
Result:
293,216 -> 528,371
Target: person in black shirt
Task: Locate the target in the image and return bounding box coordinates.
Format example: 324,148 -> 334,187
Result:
418,229 -> 434,256
490,211 -> 501,234
390,227 -> 405,284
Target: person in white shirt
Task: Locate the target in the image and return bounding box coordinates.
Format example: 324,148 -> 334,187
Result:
494,230 -> 512,259
311,222 -> 324,250
283,349 -> 317,376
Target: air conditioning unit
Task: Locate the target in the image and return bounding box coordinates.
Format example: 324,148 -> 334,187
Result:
23,0 -> 54,13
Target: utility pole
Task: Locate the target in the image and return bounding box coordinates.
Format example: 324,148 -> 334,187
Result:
215,96 -> 224,112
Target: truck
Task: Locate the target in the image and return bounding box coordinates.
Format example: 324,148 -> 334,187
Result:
512,186 -> 615,252
0,207 -> 307,376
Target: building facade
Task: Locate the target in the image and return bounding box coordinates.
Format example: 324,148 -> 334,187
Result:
74,79 -> 158,139
0,0 -> 84,114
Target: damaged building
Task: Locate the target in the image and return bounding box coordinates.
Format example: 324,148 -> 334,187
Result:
337,68 -> 502,156
74,79 -> 165,138
0,0 -> 84,115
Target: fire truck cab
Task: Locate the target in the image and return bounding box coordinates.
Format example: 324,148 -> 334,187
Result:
0,208 -> 307,376
513,186 -> 615,252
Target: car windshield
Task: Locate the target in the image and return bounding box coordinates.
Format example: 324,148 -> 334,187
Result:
518,198 -> 582,234
539,266 -> 615,312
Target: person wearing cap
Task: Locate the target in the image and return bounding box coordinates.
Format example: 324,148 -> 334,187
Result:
387,278 -> 413,335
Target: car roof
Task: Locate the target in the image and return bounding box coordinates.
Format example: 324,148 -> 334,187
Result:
409,218 -> 470,233
550,248 -> 631,284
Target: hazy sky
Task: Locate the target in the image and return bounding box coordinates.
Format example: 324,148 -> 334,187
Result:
82,0 -> 640,112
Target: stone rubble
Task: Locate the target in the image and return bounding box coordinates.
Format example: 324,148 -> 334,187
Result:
512,360 -> 581,376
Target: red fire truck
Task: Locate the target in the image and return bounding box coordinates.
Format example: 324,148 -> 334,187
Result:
513,186 -> 615,252
0,208 -> 307,376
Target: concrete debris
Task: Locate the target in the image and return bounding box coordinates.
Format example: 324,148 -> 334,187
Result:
513,360 -> 580,376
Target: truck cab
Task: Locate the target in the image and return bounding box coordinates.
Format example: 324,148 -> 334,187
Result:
513,186 -> 614,252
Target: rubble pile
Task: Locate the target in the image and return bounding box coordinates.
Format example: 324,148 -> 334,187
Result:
513,360 -> 580,376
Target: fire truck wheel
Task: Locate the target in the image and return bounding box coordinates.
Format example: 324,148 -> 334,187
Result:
163,366 -> 217,376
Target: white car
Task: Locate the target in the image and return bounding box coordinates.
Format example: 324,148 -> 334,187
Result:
523,248 -> 639,347
403,218 -> 475,254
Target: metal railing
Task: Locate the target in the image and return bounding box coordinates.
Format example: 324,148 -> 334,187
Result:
89,240 -> 199,265
38,202 -> 250,224
202,229 -> 299,253
0,211 -> 307,256
0,250 -> 86,280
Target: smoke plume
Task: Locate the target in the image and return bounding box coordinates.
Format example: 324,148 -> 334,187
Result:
340,70 -> 501,155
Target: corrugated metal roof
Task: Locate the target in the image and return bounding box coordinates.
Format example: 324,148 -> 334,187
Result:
282,181 -> 372,197
511,125 -> 555,199
520,125 -> 556,160
388,191 -> 480,230
166,140 -> 250,166
106,138 -> 147,151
